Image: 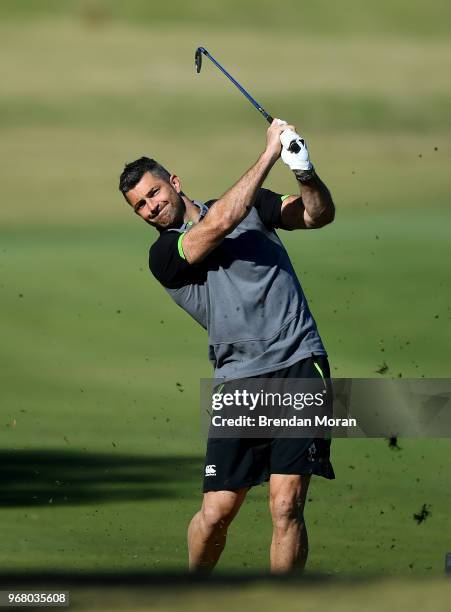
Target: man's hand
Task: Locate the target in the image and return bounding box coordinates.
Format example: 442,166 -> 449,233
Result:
264,119 -> 296,163
280,128 -> 313,172
274,119 -> 334,229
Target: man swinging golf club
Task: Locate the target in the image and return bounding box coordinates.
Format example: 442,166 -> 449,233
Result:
119,50 -> 335,574
119,118 -> 335,572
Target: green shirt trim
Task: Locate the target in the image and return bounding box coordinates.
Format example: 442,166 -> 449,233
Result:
178,221 -> 194,260
313,361 -> 325,379
177,232 -> 187,260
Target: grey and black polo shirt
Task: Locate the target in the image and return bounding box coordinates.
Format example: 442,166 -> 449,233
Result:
149,188 -> 327,382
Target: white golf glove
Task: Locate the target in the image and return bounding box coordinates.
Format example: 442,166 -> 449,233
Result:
280,129 -> 312,171
276,118 -> 314,178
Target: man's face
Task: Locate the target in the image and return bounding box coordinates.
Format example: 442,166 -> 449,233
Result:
126,171 -> 185,230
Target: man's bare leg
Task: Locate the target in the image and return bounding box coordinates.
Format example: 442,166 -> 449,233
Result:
269,474 -> 310,573
188,488 -> 248,572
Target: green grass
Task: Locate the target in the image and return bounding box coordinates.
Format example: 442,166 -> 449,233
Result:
1,223 -> 450,575
1,440 -> 450,575
0,1 -> 450,588
66,578 -> 451,611
1,0 -> 451,38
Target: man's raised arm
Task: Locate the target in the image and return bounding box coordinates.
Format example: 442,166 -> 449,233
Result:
278,124 -> 335,230
181,120 -> 294,264
279,174 -> 335,230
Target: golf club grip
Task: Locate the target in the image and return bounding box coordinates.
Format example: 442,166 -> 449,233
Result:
265,113 -> 274,123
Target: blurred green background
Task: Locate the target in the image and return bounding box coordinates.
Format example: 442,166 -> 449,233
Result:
1,0 -> 450,589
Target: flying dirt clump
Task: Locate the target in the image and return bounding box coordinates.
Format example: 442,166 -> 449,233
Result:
376,361 -> 389,375
387,437 -> 401,451
413,503 -> 431,524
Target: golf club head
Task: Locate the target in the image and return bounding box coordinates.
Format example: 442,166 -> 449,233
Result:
195,47 -> 205,73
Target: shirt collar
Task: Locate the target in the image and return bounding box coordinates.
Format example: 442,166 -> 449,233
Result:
178,200 -> 208,232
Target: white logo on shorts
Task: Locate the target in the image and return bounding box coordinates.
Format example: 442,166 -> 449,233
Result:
205,464 -> 216,476
307,442 -> 317,462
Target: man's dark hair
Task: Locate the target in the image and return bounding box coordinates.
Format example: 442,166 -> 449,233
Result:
118,157 -> 171,196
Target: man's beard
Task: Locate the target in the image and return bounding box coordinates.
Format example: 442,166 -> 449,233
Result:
156,194 -> 185,232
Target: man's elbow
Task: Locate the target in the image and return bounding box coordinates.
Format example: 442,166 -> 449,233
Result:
311,201 -> 335,229
322,202 -> 336,226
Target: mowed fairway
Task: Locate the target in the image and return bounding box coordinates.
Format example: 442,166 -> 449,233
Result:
0,0 -> 450,596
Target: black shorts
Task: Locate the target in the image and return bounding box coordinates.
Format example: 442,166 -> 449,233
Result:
203,355 -> 335,492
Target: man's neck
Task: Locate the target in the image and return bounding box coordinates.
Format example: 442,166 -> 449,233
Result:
182,195 -> 202,226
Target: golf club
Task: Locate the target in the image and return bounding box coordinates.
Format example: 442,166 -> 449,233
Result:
195,46 -> 301,153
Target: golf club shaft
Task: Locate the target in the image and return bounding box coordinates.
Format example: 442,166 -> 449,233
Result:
198,48 -> 273,124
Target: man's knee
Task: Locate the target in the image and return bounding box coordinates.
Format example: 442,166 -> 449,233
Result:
201,490 -> 246,531
270,474 -> 310,531
270,494 -> 305,531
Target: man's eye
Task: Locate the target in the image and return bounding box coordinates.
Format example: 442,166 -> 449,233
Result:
135,203 -> 144,212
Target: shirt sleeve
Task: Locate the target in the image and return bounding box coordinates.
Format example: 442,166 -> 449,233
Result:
254,188 -> 292,230
149,231 -> 201,289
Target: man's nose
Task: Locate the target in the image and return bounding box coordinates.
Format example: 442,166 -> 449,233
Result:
145,199 -> 159,217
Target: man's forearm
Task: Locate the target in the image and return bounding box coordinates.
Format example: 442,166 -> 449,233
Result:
181,120 -> 289,263
297,174 -> 335,227
207,150 -> 277,235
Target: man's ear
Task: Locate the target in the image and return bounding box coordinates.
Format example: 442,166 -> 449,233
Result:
170,174 -> 181,193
